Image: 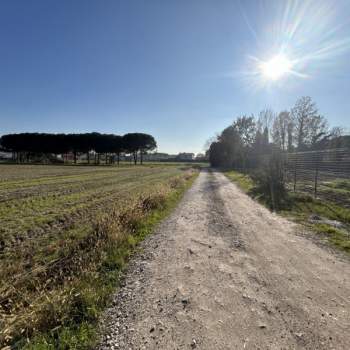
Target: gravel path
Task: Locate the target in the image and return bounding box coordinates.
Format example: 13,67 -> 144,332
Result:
98,170 -> 350,350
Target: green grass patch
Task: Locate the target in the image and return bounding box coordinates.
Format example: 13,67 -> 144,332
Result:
322,179 -> 350,192
224,170 -> 254,193
312,223 -> 350,252
281,194 -> 350,252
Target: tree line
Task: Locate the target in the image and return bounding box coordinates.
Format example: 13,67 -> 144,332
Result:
207,96 -> 348,209
0,132 -> 157,165
208,96 -> 347,168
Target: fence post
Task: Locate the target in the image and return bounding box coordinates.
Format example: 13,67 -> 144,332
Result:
293,155 -> 297,192
314,154 -> 319,199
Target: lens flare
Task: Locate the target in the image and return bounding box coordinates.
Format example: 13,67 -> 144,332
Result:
260,55 -> 292,81
237,0 -> 350,90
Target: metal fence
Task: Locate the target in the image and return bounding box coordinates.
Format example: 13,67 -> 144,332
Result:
284,148 -> 350,207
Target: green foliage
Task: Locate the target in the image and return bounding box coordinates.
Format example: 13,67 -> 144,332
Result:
250,152 -> 287,210
312,223 -> 350,252
284,193 -> 350,225
0,132 -> 157,165
224,171 -> 254,193
24,322 -> 96,350
209,116 -> 257,168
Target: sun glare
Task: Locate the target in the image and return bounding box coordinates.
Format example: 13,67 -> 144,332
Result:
241,0 -> 350,90
260,55 -> 292,81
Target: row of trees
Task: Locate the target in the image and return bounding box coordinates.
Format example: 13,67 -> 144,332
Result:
0,132 -> 157,164
207,96 -> 348,209
208,96 -> 347,168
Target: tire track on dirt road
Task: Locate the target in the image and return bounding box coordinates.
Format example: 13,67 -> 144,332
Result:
99,170 -> 350,350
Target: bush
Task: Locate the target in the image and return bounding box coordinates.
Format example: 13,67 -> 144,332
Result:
251,151 -> 287,210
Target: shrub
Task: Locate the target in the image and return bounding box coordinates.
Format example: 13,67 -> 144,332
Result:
251,151 -> 287,210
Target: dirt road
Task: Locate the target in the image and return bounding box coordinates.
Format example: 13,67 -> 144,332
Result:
99,170 -> 350,350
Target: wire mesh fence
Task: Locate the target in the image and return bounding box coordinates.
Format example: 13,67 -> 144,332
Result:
284,148 -> 350,207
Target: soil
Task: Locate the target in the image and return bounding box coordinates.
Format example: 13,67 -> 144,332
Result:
98,170 -> 350,350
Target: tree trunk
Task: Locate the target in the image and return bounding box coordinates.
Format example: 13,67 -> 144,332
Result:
87,152 -> 90,164
74,151 -> 77,164
140,150 -> 143,165
133,151 -> 137,165
117,153 -> 120,166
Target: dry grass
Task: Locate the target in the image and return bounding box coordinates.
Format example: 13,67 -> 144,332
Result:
0,164 -> 198,348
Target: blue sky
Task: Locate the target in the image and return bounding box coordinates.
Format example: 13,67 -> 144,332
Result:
1,0 -> 349,154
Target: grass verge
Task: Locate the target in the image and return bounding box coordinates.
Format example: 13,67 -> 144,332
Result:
223,171 -> 254,193
1,171 -> 198,349
224,170 -> 350,254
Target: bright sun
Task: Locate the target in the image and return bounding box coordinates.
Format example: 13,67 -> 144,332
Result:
260,55 -> 292,81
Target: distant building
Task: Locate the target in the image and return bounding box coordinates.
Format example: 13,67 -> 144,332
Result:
0,151 -> 12,160
143,153 -> 176,161
176,153 -> 195,161
195,153 -> 208,161
142,152 -> 196,162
